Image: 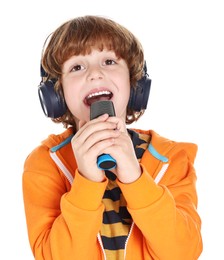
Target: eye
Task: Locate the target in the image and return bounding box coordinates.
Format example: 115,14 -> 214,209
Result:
104,59 -> 116,66
71,64 -> 84,72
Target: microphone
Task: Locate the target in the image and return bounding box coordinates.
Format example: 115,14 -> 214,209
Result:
90,100 -> 117,170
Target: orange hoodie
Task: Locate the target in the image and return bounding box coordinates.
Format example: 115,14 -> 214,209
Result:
22,127 -> 202,260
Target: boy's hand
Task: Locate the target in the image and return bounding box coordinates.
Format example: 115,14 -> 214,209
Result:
71,114 -> 120,182
105,117 -> 142,183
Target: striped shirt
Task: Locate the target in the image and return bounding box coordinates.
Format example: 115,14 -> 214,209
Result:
100,129 -> 151,259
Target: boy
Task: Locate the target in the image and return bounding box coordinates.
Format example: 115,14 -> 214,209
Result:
22,15 -> 203,259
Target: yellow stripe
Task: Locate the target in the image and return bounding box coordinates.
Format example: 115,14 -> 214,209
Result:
139,133 -> 151,143
103,195 -> 127,212
136,142 -> 149,150
104,249 -> 124,260
106,179 -> 118,190
101,222 -> 131,237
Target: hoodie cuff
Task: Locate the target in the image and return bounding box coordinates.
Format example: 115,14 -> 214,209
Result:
65,170 -> 108,210
116,164 -> 164,209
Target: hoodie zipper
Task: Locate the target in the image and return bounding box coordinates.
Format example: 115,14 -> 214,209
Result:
49,152 -> 74,185
97,222 -> 135,260
124,222 -> 135,259
97,233 -> 107,260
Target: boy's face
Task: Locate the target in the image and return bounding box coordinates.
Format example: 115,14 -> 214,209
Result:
61,49 -> 130,128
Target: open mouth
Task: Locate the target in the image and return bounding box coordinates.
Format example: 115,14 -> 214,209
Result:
84,90 -> 113,106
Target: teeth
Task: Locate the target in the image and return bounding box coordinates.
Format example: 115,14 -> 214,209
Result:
86,91 -> 111,99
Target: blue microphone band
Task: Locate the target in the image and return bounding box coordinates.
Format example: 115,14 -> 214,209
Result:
97,154 -> 117,170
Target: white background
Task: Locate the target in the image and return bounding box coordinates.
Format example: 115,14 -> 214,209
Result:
0,0 -> 223,259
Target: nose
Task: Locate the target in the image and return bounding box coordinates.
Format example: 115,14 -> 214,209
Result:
87,65 -> 104,81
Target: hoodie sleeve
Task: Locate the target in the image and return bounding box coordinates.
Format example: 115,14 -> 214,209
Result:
117,142 -> 203,260
22,144 -> 107,260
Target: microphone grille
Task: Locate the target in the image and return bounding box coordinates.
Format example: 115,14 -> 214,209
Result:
90,100 -> 115,120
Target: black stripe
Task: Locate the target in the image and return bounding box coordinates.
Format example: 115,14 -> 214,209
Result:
103,187 -> 121,201
128,129 -> 146,146
105,170 -> 117,180
103,210 -> 121,224
128,129 -> 147,159
135,147 -> 145,159
101,235 -> 127,250
119,206 -> 131,220
103,209 -> 131,224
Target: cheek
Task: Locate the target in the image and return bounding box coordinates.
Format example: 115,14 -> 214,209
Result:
62,83 -> 79,111
115,81 -> 130,117
121,77 -> 131,99
63,91 -> 72,107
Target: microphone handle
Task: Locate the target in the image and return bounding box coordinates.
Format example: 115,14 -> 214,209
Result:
90,100 -> 117,170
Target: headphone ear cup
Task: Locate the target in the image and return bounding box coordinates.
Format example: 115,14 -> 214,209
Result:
128,75 -> 151,112
38,80 -> 67,118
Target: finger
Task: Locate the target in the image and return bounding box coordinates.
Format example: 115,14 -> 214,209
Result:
86,128 -> 121,152
72,117 -> 118,148
106,116 -> 127,133
74,114 -> 109,138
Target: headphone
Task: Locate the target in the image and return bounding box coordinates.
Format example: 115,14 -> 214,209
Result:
38,61 -> 151,118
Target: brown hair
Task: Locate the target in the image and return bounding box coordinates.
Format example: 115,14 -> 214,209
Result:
42,15 -> 145,128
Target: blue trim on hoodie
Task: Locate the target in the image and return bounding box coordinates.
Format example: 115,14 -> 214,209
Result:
50,135 -> 73,152
148,143 -> 169,163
